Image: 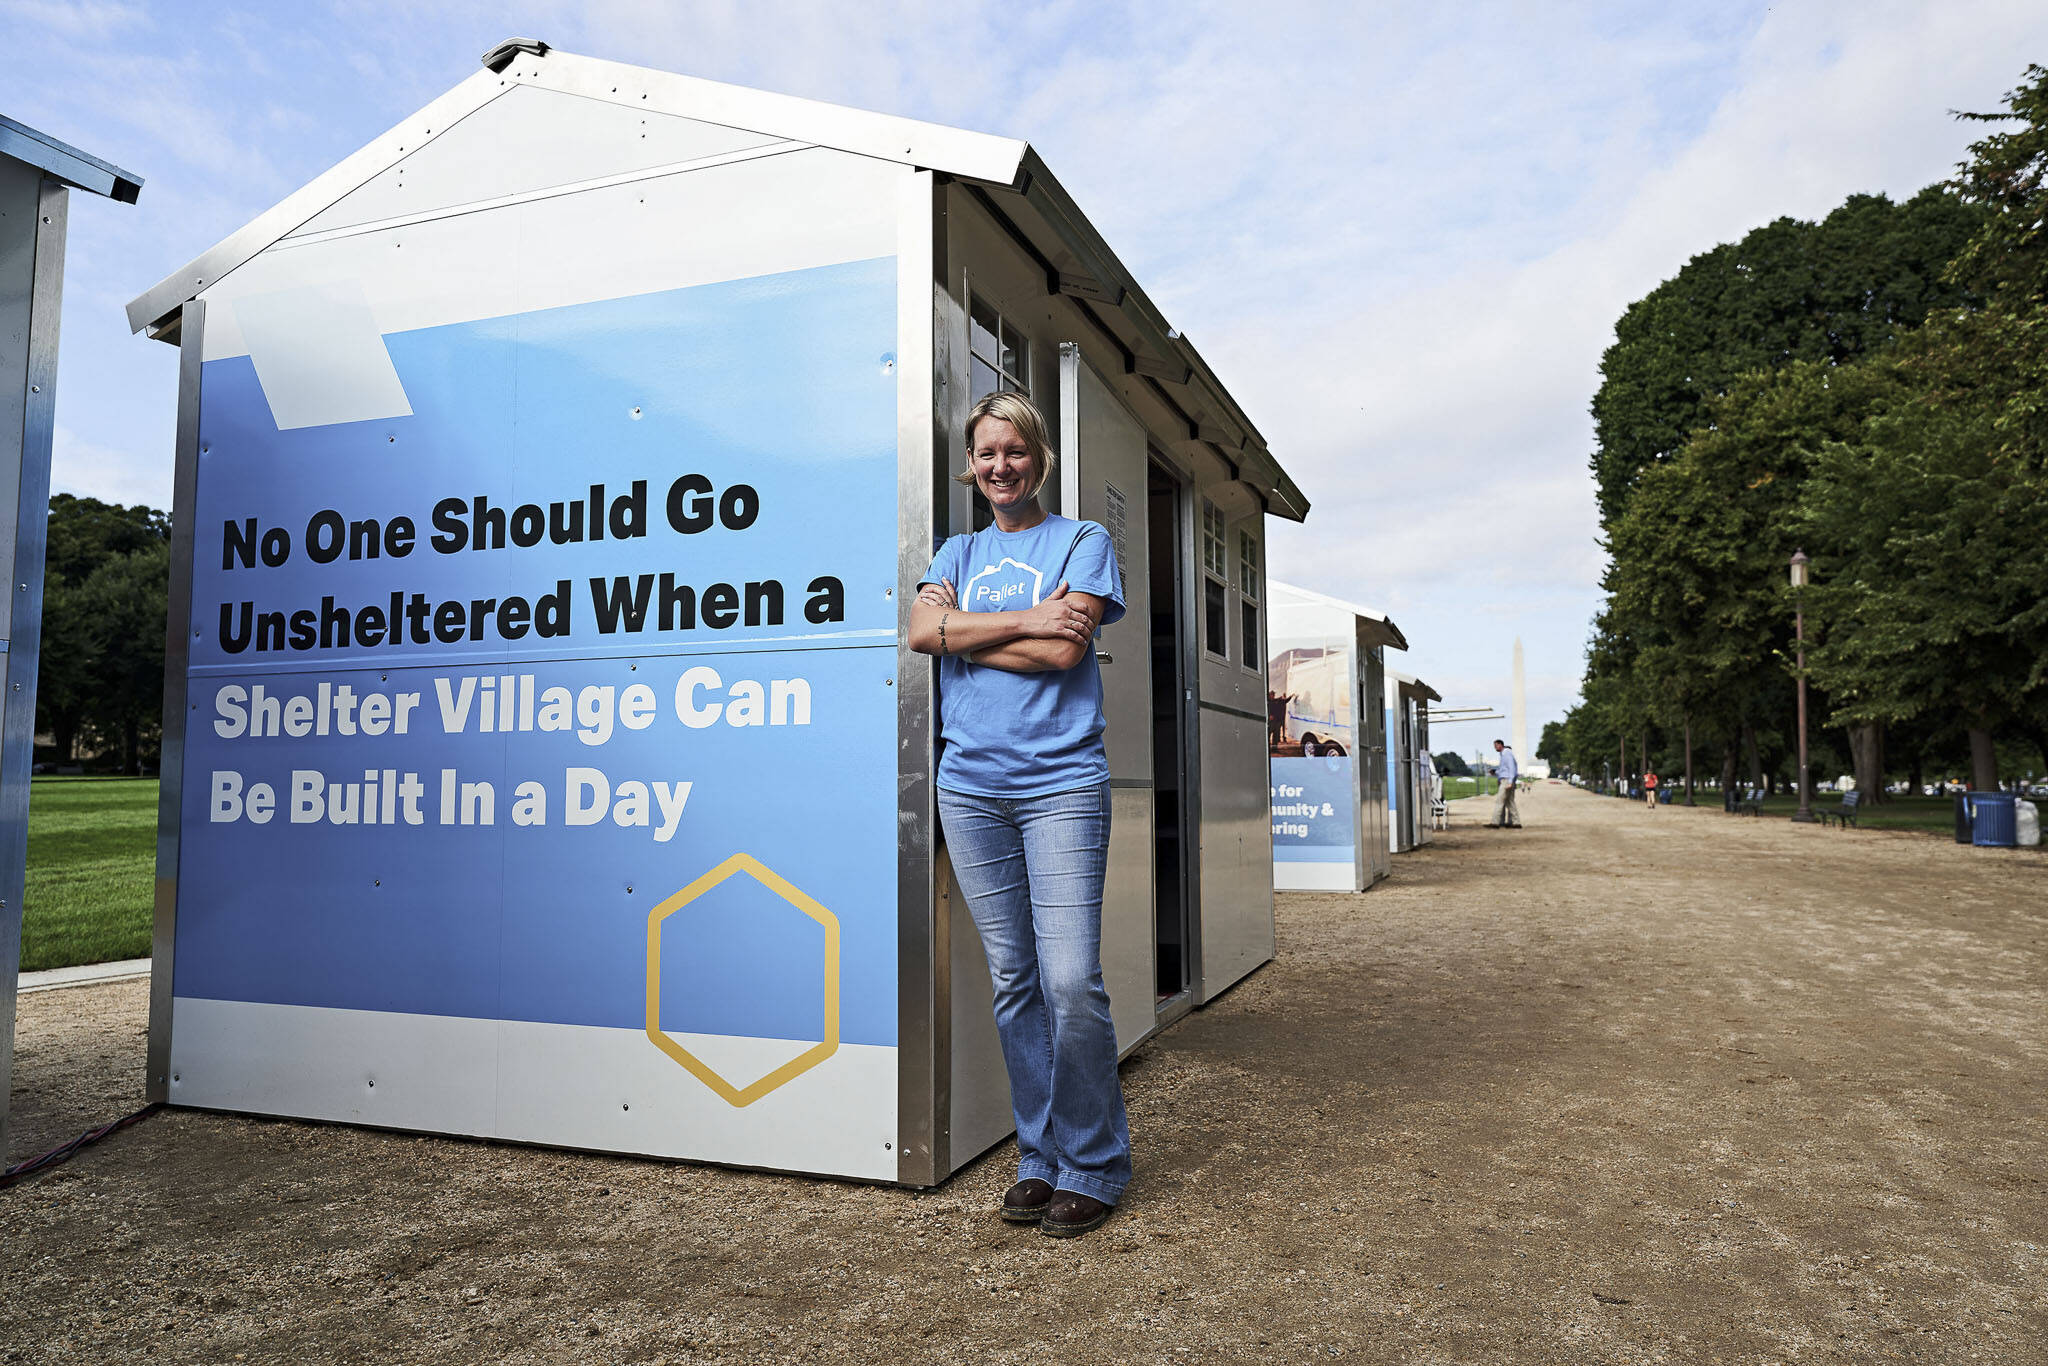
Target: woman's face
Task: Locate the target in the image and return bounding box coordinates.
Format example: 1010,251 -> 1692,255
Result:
969,417 -> 1039,514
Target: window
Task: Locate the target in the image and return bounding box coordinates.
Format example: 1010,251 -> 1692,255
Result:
969,292 -> 1031,401
1238,530 -> 1260,668
965,290 -> 1032,531
1201,500 -> 1228,658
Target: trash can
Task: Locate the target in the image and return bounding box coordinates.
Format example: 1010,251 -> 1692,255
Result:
1954,792 -> 1973,844
1969,792 -> 2018,847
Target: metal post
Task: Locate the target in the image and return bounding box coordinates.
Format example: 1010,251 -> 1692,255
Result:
1791,550 -> 1815,824
1684,714 -> 1695,805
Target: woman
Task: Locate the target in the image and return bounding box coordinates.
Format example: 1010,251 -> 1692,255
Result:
908,390 -> 1129,1239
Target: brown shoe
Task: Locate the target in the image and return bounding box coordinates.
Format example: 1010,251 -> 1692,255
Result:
1040,1190 -> 1113,1238
1001,1178 -> 1054,1224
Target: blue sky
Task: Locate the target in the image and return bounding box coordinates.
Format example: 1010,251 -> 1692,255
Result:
7,0 -> 2048,753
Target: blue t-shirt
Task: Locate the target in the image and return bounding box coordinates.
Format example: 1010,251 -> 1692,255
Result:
920,514 -> 1127,797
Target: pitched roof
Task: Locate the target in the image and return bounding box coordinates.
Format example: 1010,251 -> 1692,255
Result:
0,115 -> 142,201
124,39 -> 1304,521
1268,579 -> 1409,651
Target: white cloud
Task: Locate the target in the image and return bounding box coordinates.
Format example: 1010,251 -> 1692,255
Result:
50,426 -> 168,507
11,0 -> 2048,746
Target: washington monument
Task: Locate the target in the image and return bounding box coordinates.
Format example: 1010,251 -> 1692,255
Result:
1512,637 -> 1528,758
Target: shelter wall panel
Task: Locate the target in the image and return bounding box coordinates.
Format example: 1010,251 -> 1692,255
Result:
288,84 -> 784,239
1360,646 -> 1390,884
1060,350 -> 1157,1054
0,157 -> 39,644
1267,602 -> 1362,892
167,998 -> 896,1179
943,848 -> 1012,1169
200,148 -> 899,363
169,185 -> 908,1177
1276,862 -> 1355,892
1196,710 -> 1274,1001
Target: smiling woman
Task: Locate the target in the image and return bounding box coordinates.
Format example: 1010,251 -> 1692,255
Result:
907,390 -> 1131,1239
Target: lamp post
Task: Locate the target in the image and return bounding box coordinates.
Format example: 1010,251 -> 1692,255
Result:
1790,550 -> 1816,823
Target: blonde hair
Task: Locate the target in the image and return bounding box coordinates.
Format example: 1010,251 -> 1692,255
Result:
956,390 -> 1057,499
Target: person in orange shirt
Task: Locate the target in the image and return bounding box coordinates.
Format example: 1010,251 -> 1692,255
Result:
1645,770 -> 1660,810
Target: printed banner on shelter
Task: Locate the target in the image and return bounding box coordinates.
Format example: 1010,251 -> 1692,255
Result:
174,258 -> 902,1176
1270,755 -> 1355,862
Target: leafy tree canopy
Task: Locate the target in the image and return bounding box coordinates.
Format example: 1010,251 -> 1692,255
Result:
1590,187 -> 1983,525
45,494 -> 168,586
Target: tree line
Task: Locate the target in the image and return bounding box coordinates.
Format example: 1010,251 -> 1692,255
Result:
1555,66 -> 2048,801
38,494 -> 169,773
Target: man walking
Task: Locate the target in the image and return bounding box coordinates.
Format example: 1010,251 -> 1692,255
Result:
1491,738 -> 1522,828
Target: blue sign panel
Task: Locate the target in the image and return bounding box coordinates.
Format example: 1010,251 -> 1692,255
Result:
176,258 -> 900,1160
1270,755 -> 1356,863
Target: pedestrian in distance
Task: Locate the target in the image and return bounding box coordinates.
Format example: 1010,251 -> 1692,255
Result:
1645,770 -> 1659,810
1489,738 -> 1523,828
908,390 -> 1130,1239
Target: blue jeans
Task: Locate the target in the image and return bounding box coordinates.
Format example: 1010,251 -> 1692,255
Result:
938,783 -> 1130,1204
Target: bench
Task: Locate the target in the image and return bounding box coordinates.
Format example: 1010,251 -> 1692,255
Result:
1819,789 -> 1862,829
1735,786 -> 1766,816
1430,795 -> 1449,830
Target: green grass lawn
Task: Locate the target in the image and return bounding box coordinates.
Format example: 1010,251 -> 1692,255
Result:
1440,776 -> 1502,800
20,776 -> 158,972
1586,787 -> 1969,835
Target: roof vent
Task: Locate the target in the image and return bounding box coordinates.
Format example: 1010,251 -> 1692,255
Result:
482,38 -> 549,72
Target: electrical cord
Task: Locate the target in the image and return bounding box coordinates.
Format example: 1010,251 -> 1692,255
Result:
1,1102 -> 163,1190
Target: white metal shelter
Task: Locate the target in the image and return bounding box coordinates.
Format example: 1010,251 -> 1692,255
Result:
1264,581 -> 1406,892
0,117 -> 139,1156
1384,667 -> 1439,854
124,40 -> 1307,1187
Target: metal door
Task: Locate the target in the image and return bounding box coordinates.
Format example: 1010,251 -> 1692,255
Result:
1360,646 -> 1390,884
1057,344 -> 1156,1056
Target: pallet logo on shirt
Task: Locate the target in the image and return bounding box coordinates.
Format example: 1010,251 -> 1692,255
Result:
962,556 -> 1045,610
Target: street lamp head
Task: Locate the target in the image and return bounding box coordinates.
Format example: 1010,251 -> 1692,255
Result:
1789,549 -> 1809,588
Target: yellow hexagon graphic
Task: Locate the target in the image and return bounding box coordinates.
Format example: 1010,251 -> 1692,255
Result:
644,852 -> 840,1107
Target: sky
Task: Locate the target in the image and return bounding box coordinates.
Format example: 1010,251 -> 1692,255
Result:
6,0 -> 2048,758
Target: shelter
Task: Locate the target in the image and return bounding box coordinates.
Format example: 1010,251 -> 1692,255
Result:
1264,580 -> 1406,892
124,41 -> 1307,1186
1385,667 -> 1440,853
0,117 -> 139,1155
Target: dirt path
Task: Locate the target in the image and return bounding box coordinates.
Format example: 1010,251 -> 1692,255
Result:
4,785 -> 2043,1364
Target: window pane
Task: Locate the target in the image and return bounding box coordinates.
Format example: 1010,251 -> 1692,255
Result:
970,295 -> 1000,365
1204,577 -> 1227,657
1000,318 -> 1027,385
1241,600 -> 1259,668
970,356 -> 1001,404
1239,531 -> 1258,597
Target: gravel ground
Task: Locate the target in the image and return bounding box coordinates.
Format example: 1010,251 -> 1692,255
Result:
3,784 -> 2043,1364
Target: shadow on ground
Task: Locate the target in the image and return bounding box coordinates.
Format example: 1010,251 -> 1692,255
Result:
4,786 -> 2043,1364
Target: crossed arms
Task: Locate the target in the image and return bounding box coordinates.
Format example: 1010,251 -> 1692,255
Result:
907,579 -> 1104,673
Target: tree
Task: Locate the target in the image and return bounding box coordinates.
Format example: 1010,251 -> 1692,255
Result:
1798,322 -> 2048,792
44,493 -> 168,584
1949,64 -> 2048,310
75,543 -> 170,774
1535,720 -> 1567,774
1795,65 -> 2048,792
1591,188 -> 1984,524
1433,751 -> 1471,777
37,495 -> 169,766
